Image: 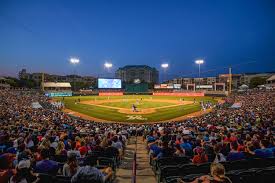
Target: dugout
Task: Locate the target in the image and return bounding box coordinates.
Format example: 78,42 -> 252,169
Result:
125,83 -> 148,93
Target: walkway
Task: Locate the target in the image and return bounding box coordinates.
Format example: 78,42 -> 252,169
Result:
114,136 -> 156,183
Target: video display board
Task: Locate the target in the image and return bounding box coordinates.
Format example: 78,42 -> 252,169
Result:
98,78 -> 122,89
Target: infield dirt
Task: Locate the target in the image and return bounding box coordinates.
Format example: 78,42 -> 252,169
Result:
80,99 -> 193,114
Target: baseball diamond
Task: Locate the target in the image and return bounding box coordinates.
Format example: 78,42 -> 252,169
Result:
57,95 -> 218,123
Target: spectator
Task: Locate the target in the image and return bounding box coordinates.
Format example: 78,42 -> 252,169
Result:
243,143 -> 256,159
105,140 -> 119,158
213,144 -> 226,163
226,142 -> 245,161
0,153 -> 15,183
9,159 -> 38,183
192,147 -> 208,164
63,152 -> 79,177
78,141 -> 88,157
55,141 -> 67,155
156,141 -> 174,159
180,138 -> 192,156
184,163 -> 232,183
174,144 -> 185,157
67,141 -> 81,158
148,140 -> 161,157
34,149 -> 59,175
254,139 -> 273,158
71,155 -> 112,183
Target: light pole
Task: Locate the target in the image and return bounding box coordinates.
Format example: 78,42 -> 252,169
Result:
195,59 -> 204,89
161,63 -> 169,83
69,57 -> 80,91
104,62 -> 113,77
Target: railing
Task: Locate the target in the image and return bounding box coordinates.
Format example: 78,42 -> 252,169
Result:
131,135 -> 138,183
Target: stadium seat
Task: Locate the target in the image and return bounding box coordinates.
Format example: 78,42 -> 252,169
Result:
163,176 -> 182,183
98,156 -> 116,170
154,156 -> 191,173
255,166 -> 275,183
157,165 -> 180,183
179,163 -> 210,177
55,175 -> 71,183
37,173 -> 55,183
88,151 -> 102,157
53,155 -> 68,163
182,173 -> 205,182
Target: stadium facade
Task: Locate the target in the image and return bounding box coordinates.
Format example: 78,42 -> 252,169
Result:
19,69 -> 96,86
115,65 -> 159,84
167,72 -> 274,90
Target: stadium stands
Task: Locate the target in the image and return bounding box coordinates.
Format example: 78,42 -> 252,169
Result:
0,89 -> 274,183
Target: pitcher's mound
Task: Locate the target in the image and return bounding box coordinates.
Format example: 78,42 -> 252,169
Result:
118,108 -> 156,114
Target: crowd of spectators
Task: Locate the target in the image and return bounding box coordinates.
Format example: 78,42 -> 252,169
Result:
0,90 -> 132,183
0,89 -> 274,183
145,91 -> 274,182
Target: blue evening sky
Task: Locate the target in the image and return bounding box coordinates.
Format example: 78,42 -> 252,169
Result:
0,0 -> 274,78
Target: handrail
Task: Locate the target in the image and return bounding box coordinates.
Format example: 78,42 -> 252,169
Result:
131,135 -> 138,183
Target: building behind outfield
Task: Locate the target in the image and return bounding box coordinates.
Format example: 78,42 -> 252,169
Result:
43,82 -> 72,97
19,69 -> 96,86
115,65 -> 159,84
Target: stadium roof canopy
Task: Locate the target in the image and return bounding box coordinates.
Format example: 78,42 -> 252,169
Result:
0,77 -> 8,80
239,84 -> 249,89
118,65 -> 158,70
267,75 -> 275,81
44,82 -> 71,88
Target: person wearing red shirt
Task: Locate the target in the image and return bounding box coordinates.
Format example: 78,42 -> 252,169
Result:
192,147 -> 208,164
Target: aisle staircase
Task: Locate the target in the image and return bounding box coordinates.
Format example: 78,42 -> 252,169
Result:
114,136 -> 156,183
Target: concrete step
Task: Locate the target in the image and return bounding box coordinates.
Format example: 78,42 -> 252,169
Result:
114,136 -> 156,183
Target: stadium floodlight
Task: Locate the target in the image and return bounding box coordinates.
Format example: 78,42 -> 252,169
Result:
69,57 -> 80,91
195,60 -> 204,77
161,63 -> 169,69
195,59 -> 204,65
161,63 -> 169,82
70,57 -> 80,65
195,59 -> 204,88
104,62 -> 113,69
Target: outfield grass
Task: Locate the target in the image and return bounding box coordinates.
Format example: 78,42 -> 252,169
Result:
100,100 -> 175,109
57,95 -> 217,122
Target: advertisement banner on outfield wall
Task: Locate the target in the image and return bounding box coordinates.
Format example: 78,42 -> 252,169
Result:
196,85 -> 213,89
45,92 -> 72,97
99,92 -> 124,96
153,92 -> 204,96
160,84 -> 168,88
173,84 -> 182,89
154,84 -> 161,89
167,84 -> 174,89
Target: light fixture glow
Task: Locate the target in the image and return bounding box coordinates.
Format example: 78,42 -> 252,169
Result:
195,59 -> 204,64
161,63 -> 169,68
70,57 -> 80,64
104,62 -> 113,68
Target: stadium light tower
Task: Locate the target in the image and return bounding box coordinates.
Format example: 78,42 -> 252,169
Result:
195,59 -> 204,78
161,63 -> 169,82
104,62 -> 113,77
69,57 -> 80,91
195,59 -> 204,89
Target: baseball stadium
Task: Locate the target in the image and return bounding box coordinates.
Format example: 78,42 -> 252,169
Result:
1,1 -> 275,183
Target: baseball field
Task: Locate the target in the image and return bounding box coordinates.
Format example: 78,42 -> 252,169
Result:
57,95 -> 217,123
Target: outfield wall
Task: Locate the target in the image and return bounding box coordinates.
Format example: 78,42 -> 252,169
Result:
153,92 -> 204,97
99,92 -> 124,96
